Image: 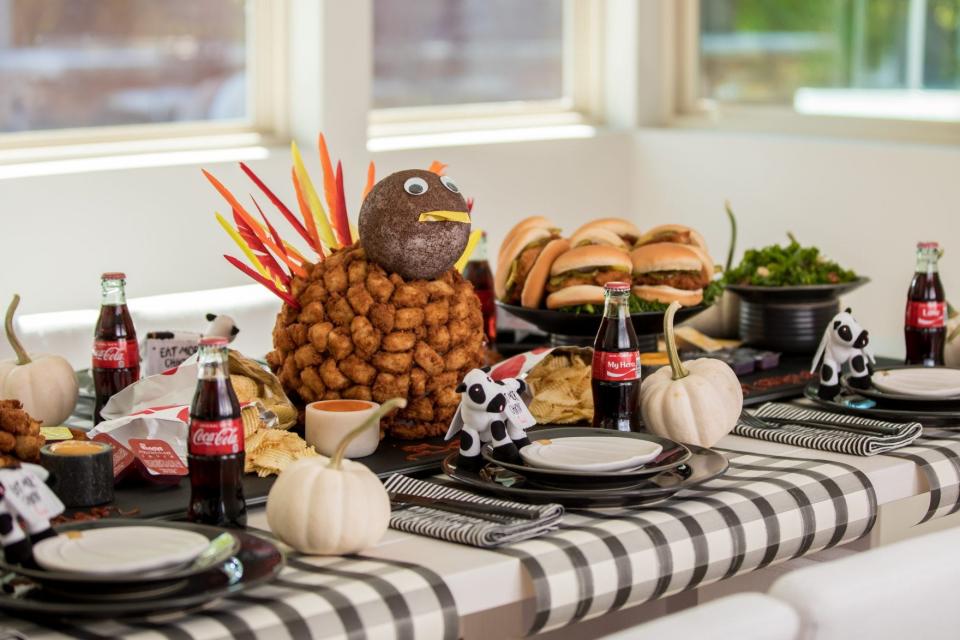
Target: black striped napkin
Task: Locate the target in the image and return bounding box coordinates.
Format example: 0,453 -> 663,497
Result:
383,474 -> 563,548
733,402 -> 922,456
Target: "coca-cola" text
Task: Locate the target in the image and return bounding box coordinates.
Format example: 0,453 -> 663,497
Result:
189,418 -> 244,456
92,339 -> 140,369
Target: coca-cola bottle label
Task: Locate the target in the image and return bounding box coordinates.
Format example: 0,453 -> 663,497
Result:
189,417 -> 244,456
905,301 -> 945,328
92,338 -> 140,369
592,351 -> 640,382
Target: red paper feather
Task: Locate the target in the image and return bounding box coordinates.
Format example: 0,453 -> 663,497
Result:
224,254 -> 300,309
332,161 -> 351,246
466,197 -> 474,214
251,197 -> 292,287
239,162 -> 315,252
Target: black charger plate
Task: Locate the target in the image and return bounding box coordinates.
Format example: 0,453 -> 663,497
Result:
0,520 -> 283,618
496,301 -> 707,338
480,428 -> 691,490
804,380 -> 960,428
443,445 -> 728,508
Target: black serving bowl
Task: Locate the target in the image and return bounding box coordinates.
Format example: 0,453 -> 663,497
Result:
726,278 -> 869,354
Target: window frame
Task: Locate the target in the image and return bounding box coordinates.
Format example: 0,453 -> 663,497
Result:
0,0 -> 288,158
368,0 -> 603,138
671,0 -> 960,146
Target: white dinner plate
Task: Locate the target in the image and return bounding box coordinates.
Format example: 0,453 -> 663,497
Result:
520,436 -> 663,472
872,368 -> 960,398
33,526 -> 210,576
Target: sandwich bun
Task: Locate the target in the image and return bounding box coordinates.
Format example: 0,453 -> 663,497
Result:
636,224 -> 709,253
550,244 -> 633,276
498,216 -> 557,266
630,242 -> 706,275
495,226 -> 555,300
569,227 -> 628,249
572,218 -> 641,243
632,285 -> 704,306
546,285 -> 606,310
520,238 -> 571,308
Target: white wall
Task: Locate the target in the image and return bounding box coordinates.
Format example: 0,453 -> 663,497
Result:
633,128 -> 960,357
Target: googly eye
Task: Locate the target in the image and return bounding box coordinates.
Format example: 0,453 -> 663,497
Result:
404,177 -> 429,196
440,176 -> 459,193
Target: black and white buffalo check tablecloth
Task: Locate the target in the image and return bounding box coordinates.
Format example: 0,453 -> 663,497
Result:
8,433 -> 960,639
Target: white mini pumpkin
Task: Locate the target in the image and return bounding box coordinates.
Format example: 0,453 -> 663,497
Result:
641,301 -> 742,447
0,295 -> 78,426
266,398 -> 405,555
945,306 -> 960,367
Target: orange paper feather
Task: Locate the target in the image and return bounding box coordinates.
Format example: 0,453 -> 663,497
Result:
292,168 -> 321,253
428,161 -> 447,175
362,161 -> 376,201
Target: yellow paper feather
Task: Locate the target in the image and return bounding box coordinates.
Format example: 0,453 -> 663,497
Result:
216,212 -> 268,277
455,229 -> 483,273
291,141 -> 337,251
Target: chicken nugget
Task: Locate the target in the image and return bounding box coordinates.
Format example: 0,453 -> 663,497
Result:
294,344 -> 322,369
327,296 -> 355,327
372,351 -> 413,375
382,331 -> 417,353
373,373 -> 410,403
320,359 -> 351,390
300,282 -> 328,306
309,321 -> 334,352
325,249 -> 347,270
351,316 -> 382,358
450,299 -> 472,321
347,284 -> 374,316
347,259 -> 368,285
392,284 -> 428,308
300,366 -> 326,397
426,325 -> 451,353
288,323 -> 308,347
343,385 -> 373,401
449,319 -> 471,346
366,271 -> 395,304
445,346 -> 471,372
409,367 -> 428,397
0,432 -> 15,453
299,300 -> 325,324
266,350 -> 282,371
279,357 -> 300,388
426,371 -> 457,394
297,383 -> 318,403
322,390 -> 342,401
273,322 -> 295,352
405,397 -> 435,422
426,279 -> 455,300
424,300 -> 449,327
414,341 -> 445,376
394,308 -> 424,330
340,355 -> 377,385
0,408 -> 33,435
369,303 -> 396,334
326,328 -> 354,361
434,387 -> 461,407
289,276 -> 308,298
0,400 -> 22,411
323,264 -> 348,294
14,435 -> 41,462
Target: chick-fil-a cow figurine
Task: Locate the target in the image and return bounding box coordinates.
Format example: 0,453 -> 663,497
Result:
0,464 -> 63,567
812,308 -> 875,400
445,368 -> 536,471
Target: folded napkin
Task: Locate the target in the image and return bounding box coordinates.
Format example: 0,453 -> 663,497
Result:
383,474 -> 563,548
733,402 -> 922,456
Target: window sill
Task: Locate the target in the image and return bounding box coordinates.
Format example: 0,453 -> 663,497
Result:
367,122 -> 599,152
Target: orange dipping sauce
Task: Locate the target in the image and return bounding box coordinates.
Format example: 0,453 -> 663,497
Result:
48,440 -> 109,456
310,400 -> 375,412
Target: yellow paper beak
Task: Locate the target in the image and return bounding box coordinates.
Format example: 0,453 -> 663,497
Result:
418,210 -> 471,223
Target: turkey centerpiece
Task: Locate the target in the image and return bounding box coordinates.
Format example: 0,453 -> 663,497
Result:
204,136 -> 484,439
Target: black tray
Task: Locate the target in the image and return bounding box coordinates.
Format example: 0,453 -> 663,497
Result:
0,520 -> 283,619
496,301 -> 707,338
480,428 -> 691,490
726,278 -> 869,303
443,444 -> 728,508
803,380 -> 960,428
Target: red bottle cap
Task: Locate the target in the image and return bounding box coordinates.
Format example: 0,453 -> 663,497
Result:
200,336 -> 229,347
101,272 -> 126,280
604,282 -> 630,292
917,242 -> 939,249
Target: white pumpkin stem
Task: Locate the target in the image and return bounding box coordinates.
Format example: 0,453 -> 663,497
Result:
723,200 -> 737,274
329,398 -> 407,470
4,295 -> 31,366
663,301 -> 689,381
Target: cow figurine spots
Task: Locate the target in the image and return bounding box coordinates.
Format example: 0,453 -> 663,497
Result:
444,369 -> 533,471
812,308 -> 875,400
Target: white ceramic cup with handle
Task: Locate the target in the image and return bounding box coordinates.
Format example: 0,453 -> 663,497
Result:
305,399 -> 381,459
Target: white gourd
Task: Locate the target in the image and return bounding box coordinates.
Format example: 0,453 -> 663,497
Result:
641,301 -> 742,447
944,309 -> 960,367
0,295 -> 78,426
266,398 -> 405,555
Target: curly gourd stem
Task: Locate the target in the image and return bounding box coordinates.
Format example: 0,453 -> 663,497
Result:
4,295 -> 30,366
787,231 -> 799,245
329,398 -> 407,470
664,301 -> 688,381
723,200 -> 737,274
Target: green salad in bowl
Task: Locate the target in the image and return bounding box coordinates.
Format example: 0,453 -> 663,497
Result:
726,234 -> 858,287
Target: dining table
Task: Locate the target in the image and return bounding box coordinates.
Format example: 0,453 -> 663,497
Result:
3,415 -> 960,640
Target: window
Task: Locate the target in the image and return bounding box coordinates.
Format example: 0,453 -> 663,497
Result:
0,0 -> 256,140
371,0 -> 599,131
697,0 -> 960,122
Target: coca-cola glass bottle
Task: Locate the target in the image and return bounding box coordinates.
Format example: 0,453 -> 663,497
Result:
592,282 -> 642,431
187,336 -> 247,528
463,231 -> 496,347
905,241 -> 946,366
92,272 -> 139,424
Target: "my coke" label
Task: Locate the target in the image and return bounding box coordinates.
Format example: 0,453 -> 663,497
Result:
905,301 -> 945,329
592,350 -> 640,382
92,339 -> 139,369
189,418 -> 244,456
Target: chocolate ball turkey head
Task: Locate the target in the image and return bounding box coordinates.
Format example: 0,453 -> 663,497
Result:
358,169 -> 471,280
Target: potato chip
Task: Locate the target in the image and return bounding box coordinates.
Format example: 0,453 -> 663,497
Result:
526,347 -> 594,425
